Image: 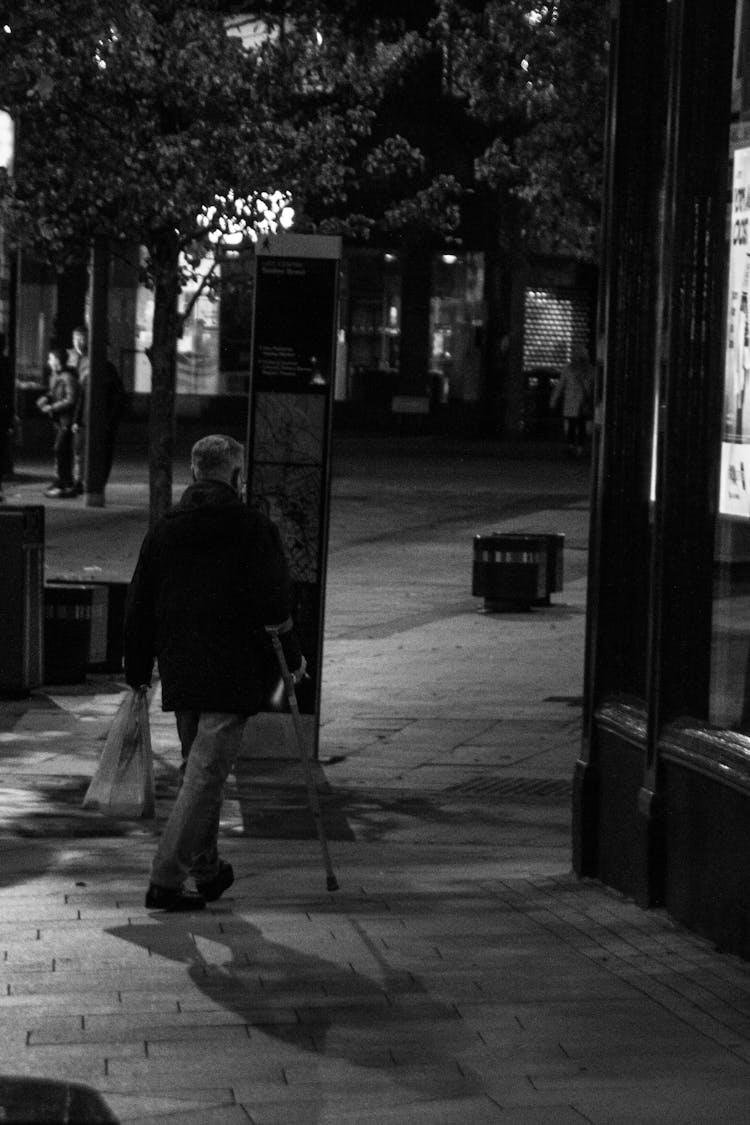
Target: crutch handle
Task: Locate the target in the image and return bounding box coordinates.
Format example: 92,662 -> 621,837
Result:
266,628 -> 308,689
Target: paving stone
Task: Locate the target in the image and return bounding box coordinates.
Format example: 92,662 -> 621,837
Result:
91,1088 -> 237,1123
237,1093 -> 512,1124
28,1015 -> 255,1046
104,1054 -> 285,1084
126,1105 -> 253,1125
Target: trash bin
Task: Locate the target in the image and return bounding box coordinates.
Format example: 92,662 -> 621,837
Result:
48,579 -> 127,673
539,532 -> 565,604
43,583 -> 107,685
0,1075 -> 118,1123
472,532 -> 564,611
0,505 -> 45,696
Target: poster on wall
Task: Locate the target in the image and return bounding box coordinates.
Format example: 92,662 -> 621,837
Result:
720,145 -> 750,517
246,233 -> 341,759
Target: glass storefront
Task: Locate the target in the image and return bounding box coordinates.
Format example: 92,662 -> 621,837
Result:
710,0 -> 750,731
134,257 -> 221,397
344,249 -> 401,405
12,243 -> 590,429
430,252 -> 484,405
14,265 -> 55,383
575,0 -> 750,959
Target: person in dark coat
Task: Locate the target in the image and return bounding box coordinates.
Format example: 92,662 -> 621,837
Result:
0,333 -> 14,501
124,433 -> 305,911
70,326 -> 127,492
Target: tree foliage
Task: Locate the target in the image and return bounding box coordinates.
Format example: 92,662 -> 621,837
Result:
0,0 -> 399,275
0,0 -> 407,516
437,0 -> 608,257
296,1 -> 608,432
309,0 -> 608,259
0,0 -> 608,488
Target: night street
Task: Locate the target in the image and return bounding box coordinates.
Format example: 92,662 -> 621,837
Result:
1,439 -> 750,1123
3,1 -> 750,1120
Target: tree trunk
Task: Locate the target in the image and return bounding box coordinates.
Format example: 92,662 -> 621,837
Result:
84,235 -> 110,507
398,236 -> 432,400
481,192 -> 527,438
148,232 -> 181,527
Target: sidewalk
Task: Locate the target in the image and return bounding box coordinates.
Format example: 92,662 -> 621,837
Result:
1,443 -> 750,1123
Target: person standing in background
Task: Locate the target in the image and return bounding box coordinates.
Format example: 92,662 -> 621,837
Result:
550,347 -> 595,457
68,326 -> 89,494
70,326 -> 126,492
72,356 -> 126,490
0,333 -> 14,502
36,347 -> 79,498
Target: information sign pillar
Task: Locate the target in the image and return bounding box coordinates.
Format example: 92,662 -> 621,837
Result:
245,233 -> 341,759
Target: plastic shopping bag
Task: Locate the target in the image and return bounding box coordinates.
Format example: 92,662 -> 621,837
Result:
83,688 -> 155,818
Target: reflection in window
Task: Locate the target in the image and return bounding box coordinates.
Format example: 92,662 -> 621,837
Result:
710,0 -> 750,731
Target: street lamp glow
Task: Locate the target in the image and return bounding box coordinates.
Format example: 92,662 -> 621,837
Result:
0,110 -> 14,173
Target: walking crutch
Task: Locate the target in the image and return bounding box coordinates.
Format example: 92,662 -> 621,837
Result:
266,628 -> 339,892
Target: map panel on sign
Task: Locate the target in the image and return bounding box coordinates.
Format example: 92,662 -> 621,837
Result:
251,462 -> 322,584
254,393 -> 326,466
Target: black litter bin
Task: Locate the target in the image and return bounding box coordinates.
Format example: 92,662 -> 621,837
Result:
0,505 -> 45,696
48,579 -> 127,673
0,1076 -> 118,1123
472,532 -> 564,611
43,583 -> 108,685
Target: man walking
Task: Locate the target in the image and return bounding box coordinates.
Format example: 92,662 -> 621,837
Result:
124,434 -> 306,911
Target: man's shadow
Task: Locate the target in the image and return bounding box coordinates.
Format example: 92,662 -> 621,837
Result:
107,905 -> 480,1117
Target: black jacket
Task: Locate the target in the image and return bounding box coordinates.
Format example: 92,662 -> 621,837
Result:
37,370 -> 79,428
73,362 -> 126,428
123,479 -> 301,713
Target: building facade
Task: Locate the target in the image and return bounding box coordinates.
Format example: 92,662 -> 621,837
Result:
13,243 -> 596,439
574,0 -> 750,958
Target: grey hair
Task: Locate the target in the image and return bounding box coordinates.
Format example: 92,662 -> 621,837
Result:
190,434 -> 245,481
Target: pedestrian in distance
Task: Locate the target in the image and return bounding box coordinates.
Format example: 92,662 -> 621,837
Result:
550,346 -> 595,457
36,347 -> 79,498
68,325 -> 88,494
71,350 -> 126,491
0,332 -> 14,502
123,433 -> 307,912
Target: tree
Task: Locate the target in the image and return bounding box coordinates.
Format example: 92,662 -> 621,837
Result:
0,0 -> 606,489
0,0 -> 400,519
305,0 -> 607,433
441,0 -> 607,432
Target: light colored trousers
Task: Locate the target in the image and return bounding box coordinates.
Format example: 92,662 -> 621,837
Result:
150,711 -> 247,889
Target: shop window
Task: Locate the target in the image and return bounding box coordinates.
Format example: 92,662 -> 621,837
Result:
523,288 -> 590,371
429,252 -> 484,403
345,250 -> 401,403
14,264 -> 55,383
134,257 -> 221,396
710,0 -> 750,730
